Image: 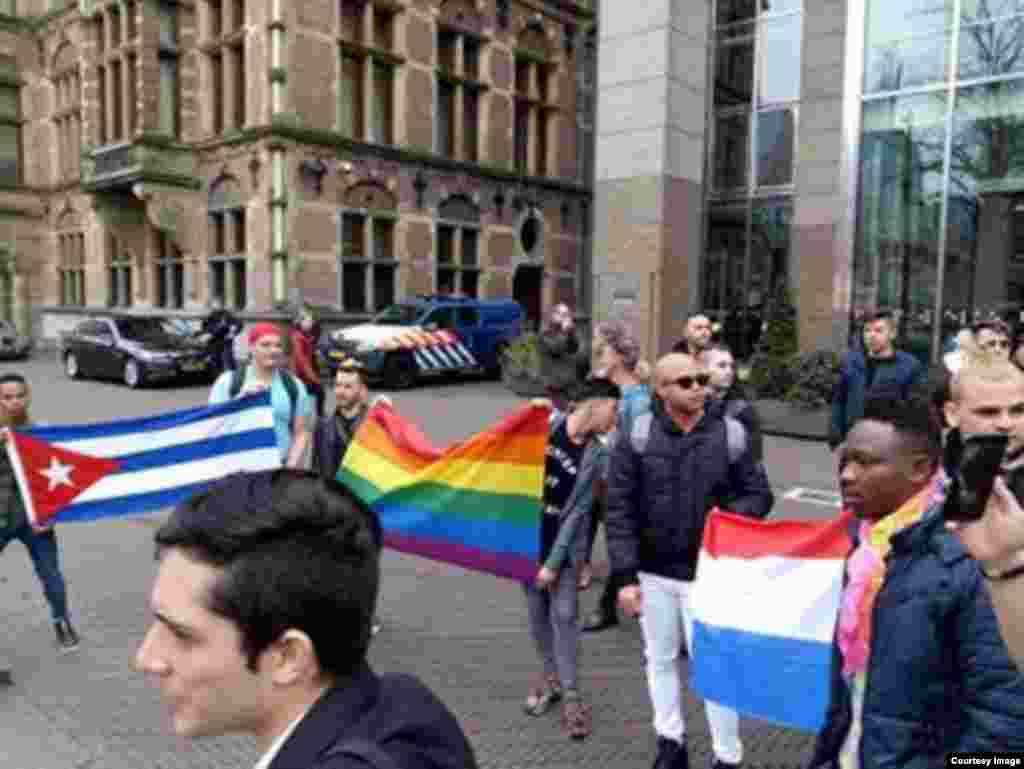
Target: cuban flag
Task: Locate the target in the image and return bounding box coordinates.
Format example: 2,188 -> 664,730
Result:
689,509 -> 853,733
4,393 -> 280,528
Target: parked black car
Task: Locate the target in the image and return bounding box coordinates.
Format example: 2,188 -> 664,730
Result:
60,316 -> 212,388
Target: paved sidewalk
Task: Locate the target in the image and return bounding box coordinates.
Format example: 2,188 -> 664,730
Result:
1,513 -> 816,769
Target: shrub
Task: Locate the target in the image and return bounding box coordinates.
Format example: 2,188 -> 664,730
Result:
501,332 -> 541,376
784,350 -> 841,410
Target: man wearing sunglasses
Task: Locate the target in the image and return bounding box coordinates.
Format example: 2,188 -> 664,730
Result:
606,353 -> 773,769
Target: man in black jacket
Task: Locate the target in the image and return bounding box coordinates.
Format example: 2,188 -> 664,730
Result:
606,353 -> 773,769
201,298 -> 242,373
135,470 -> 477,769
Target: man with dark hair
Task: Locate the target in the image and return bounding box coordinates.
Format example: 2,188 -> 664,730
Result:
809,394 -> 1024,768
135,469 -> 477,769
0,372 -> 80,656
671,314 -> 713,359
829,311 -> 924,450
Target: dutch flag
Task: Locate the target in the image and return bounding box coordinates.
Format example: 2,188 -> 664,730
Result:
689,509 -> 853,733
4,393 -> 280,528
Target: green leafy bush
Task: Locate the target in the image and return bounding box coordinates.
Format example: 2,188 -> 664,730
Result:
501,333 -> 541,376
784,350 -> 842,410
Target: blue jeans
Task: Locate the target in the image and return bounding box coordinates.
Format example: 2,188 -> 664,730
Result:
0,522 -> 69,622
523,561 -> 580,692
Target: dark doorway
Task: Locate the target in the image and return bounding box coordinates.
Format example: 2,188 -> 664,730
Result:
513,264 -> 543,332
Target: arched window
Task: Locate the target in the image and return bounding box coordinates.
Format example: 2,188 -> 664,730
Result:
52,42 -> 82,182
208,175 -> 247,309
436,195 -> 481,297
514,19 -> 556,177
107,232 -> 133,307
435,0 -> 485,162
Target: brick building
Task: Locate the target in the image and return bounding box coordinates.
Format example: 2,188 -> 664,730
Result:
0,0 -> 595,345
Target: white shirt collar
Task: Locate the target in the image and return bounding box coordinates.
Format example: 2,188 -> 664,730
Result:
252,702 -> 315,769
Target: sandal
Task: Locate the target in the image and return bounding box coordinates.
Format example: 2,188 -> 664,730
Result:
562,695 -> 592,740
523,675 -> 563,716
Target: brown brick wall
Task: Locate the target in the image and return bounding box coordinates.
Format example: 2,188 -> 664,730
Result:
289,32 -> 336,132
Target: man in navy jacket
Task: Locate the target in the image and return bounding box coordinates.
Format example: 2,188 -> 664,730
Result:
830,311 -> 924,451
810,395 -> 1024,769
135,470 -> 477,769
606,353 -> 773,769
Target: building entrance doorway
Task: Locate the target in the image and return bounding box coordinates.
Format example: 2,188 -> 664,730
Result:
513,264 -> 543,332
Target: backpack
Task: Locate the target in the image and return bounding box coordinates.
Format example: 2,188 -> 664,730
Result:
229,364 -> 299,425
629,411 -> 746,465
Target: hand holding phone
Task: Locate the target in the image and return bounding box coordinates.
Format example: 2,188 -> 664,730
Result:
945,433 -> 1010,523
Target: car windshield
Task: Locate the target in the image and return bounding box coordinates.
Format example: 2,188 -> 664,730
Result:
373,304 -> 423,326
115,318 -> 176,343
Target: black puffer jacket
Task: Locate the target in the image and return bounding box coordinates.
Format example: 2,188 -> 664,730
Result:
606,400 -> 773,584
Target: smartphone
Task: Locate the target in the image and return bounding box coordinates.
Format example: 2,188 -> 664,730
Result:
946,433 -> 1009,523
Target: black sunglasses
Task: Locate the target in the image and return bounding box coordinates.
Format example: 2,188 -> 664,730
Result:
673,374 -> 711,390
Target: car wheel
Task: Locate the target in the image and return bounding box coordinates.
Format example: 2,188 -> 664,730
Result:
124,360 -> 144,389
384,352 -> 417,389
64,353 -> 81,379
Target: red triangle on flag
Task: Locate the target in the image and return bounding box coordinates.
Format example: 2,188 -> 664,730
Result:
8,431 -> 122,527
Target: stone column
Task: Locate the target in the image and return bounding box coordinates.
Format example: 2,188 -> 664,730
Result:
592,0 -> 709,359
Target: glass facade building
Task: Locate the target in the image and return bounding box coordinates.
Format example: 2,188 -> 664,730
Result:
689,0 -> 1024,362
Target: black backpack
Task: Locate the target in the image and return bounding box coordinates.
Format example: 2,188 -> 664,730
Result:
228,364 -> 299,425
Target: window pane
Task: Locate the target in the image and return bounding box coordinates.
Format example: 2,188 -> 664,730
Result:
756,108 -> 795,186
747,199 -> 791,351
436,80 -> 455,156
155,264 -> 168,306
159,1 -> 177,47
211,261 -> 226,304
514,100 -> 529,172
463,37 -> 480,80
438,29 -> 457,72
864,0 -> 953,94
0,123 -> 19,186
715,37 -> 754,109
853,92 -> 946,360
959,0 -> 1024,80
340,54 -> 363,139
437,225 -> 454,264
462,229 -> 478,267
208,0 -> 222,39
702,205 -> 749,354
232,43 -> 245,128
109,267 -> 119,306
172,263 -> 184,308
233,209 -> 246,253
713,112 -> 749,191
211,53 -> 223,134
159,55 -> 178,135
210,213 -> 226,254
759,14 -> 801,105
464,87 -> 479,162
461,270 -> 479,298
343,213 -> 365,258
0,85 -> 17,119
437,268 -> 455,294
231,259 -> 246,309
127,55 -> 138,135
373,264 -> 394,311
515,59 -> 530,95
942,80 -> 1024,338
342,262 -> 367,312
373,218 -> 394,260
371,61 -> 393,144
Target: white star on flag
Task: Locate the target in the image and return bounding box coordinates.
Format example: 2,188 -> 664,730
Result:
39,456 -> 75,492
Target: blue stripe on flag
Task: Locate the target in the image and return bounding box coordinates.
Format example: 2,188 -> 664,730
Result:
59,479 -> 218,522
374,502 -> 537,558
113,430 -> 278,473
25,392 -> 271,443
690,621 -> 834,733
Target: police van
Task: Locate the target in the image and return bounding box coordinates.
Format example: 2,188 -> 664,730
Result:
320,295 -> 524,388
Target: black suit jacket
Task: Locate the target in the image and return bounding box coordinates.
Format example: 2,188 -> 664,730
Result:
269,663 -> 477,769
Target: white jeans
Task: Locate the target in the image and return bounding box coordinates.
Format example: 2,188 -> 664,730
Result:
639,572 -> 743,764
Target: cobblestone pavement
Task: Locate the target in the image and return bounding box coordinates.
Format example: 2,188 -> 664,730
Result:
0,358 -> 829,769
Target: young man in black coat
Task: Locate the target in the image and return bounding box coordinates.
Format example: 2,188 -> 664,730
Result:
135,470 -> 477,769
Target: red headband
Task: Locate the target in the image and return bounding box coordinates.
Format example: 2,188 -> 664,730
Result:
248,322 -> 282,346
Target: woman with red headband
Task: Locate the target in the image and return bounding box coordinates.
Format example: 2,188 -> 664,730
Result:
208,322 -> 313,468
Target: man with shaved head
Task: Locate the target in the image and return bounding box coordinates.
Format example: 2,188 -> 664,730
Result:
606,353 -> 773,769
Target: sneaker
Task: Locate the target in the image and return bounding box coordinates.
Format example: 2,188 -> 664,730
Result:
653,737 -> 686,769
54,619 -> 80,653
562,694 -> 592,740
523,674 -> 563,716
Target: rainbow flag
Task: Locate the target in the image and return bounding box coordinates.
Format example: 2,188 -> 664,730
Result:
339,401 -> 548,582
